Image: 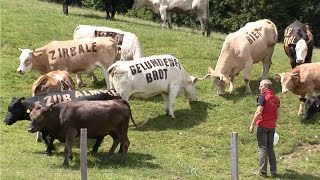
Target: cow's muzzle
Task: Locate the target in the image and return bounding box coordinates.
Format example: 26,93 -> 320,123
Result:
17,70 -> 25,75
296,59 -> 304,64
28,126 -> 37,133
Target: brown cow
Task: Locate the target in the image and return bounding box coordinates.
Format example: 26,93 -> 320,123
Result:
28,99 -> 136,166
274,62 -> 320,115
17,37 -> 118,88
32,70 -> 75,96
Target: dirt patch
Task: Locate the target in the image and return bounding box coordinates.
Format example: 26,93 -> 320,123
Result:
280,143 -> 320,165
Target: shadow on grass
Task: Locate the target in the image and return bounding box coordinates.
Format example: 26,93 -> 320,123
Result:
135,100 -> 215,131
46,150 -> 160,170
71,13 -> 105,20
300,115 -> 320,125
276,169 -> 320,179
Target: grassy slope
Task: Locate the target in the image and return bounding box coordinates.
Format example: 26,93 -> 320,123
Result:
1,0 -> 320,179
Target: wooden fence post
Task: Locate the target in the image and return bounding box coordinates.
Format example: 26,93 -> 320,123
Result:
80,128 -> 87,180
231,132 -> 238,180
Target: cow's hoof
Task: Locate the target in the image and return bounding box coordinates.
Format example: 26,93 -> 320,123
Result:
44,151 -> 52,156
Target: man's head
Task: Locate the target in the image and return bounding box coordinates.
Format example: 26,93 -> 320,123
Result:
259,79 -> 272,93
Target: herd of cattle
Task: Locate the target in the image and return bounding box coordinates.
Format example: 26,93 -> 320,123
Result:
4,18 -> 320,166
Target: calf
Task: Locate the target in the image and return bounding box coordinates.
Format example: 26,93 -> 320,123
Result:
17,37 -> 118,89
4,89 -> 122,154
32,70 -> 75,96
274,63 -> 320,115
304,94 -> 320,119
28,99 -> 134,166
108,54 -> 202,118
284,20 -> 314,69
205,19 -> 278,95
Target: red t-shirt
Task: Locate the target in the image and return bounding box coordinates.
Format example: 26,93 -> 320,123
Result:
256,89 -> 280,128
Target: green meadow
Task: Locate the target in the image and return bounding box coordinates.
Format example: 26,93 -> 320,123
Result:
1,0 -> 319,179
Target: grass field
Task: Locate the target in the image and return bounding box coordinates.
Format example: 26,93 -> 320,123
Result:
1,0 -> 320,179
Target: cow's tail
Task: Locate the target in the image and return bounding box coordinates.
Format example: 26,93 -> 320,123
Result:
122,100 -> 138,127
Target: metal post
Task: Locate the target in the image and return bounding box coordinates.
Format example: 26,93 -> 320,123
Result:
80,128 -> 87,180
231,132 -> 238,180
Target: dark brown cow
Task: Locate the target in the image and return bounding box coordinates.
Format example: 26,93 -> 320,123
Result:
28,99 -> 136,166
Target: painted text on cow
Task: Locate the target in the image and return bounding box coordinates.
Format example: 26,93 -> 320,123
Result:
48,42 -> 97,59
129,57 -> 181,83
246,29 -> 262,44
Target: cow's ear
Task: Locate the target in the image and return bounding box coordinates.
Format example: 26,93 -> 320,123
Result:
191,76 -> 198,84
274,74 -> 281,82
18,97 -> 25,103
45,103 -> 54,112
291,73 -> 300,81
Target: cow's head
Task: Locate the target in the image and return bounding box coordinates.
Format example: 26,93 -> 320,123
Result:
28,104 -> 53,133
208,67 -> 229,96
182,76 -> 198,102
295,39 -> 308,64
4,97 -> 30,125
17,48 -> 34,74
274,72 -> 299,93
304,95 -> 320,119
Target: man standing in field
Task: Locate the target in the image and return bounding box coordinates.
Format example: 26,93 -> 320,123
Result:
249,79 -> 280,178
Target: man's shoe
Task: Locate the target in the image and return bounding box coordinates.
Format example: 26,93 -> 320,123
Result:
271,172 -> 277,178
259,172 -> 268,178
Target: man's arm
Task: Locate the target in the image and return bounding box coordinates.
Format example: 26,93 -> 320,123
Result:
249,106 -> 264,132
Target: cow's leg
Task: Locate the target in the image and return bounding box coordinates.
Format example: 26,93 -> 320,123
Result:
91,136 -> 104,153
167,12 -> 172,29
108,131 -> 120,156
36,132 -> 42,142
42,131 -> 56,155
261,47 -> 273,80
88,72 -> 98,84
298,95 -> 307,115
161,93 -> 170,115
101,68 -> 111,89
243,60 -> 253,94
62,0 -> 69,15
159,7 -> 167,28
63,128 -> 77,166
168,83 -> 180,119
228,76 -> 235,94
76,74 -> 85,87
118,129 -> 130,163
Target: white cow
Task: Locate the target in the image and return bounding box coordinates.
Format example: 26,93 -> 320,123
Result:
17,37 -> 118,89
108,54 -> 201,118
73,25 -> 144,86
133,0 -> 211,36
203,19 -> 278,95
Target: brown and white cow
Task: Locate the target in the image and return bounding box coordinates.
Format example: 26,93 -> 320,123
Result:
133,0 -> 211,36
28,99 -> 136,166
17,37 -> 118,89
32,70 -> 75,96
274,62 -> 320,115
204,19 -> 278,95
283,20 -> 314,69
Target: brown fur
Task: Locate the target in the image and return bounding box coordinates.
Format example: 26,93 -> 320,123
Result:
32,70 -> 75,96
28,99 -> 133,166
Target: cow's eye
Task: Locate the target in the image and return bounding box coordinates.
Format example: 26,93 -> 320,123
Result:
26,59 -> 30,62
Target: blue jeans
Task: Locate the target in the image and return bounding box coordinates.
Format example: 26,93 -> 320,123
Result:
257,125 -> 277,174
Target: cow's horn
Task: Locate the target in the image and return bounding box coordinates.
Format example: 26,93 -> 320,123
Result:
198,74 -> 211,80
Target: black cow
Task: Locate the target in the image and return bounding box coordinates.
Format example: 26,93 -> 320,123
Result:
4,89 -> 122,154
304,94 -> 320,119
62,0 -> 120,20
283,20 -> 314,69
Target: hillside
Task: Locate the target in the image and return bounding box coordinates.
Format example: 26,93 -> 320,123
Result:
1,0 -> 319,179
